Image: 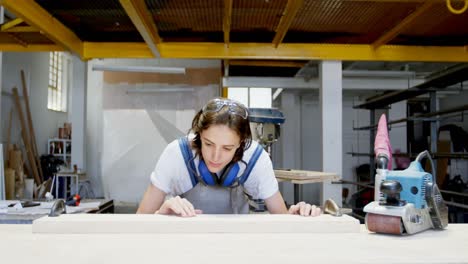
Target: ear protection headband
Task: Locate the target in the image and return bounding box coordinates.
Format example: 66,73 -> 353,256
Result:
178,137 -> 263,188
198,160 -> 240,187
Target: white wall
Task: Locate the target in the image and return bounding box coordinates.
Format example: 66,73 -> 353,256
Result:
86,59 -> 220,204
1,52 -> 67,159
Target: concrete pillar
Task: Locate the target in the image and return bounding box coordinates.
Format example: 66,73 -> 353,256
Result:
319,61 -> 343,206
70,55 -> 87,171
278,92 -> 301,205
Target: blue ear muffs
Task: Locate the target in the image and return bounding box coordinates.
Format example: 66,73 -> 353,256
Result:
219,162 -> 240,187
178,137 -> 262,188
198,161 -> 240,187
198,160 -> 218,186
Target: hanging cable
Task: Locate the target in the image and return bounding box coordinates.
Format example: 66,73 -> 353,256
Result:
446,0 -> 468,14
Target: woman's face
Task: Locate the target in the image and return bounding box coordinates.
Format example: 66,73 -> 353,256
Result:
200,124 -> 241,173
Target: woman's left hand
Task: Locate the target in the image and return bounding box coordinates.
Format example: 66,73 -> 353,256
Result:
288,201 -> 321,217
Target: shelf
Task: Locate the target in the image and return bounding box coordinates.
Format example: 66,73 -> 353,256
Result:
354,63 -> 468,110
353,104 -> 468,130
347,152 -> 468,159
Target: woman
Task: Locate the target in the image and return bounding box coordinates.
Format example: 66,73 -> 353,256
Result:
137,98 -> 321,217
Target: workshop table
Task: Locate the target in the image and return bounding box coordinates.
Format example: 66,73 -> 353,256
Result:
0,199 -> 114,224
0,224 -> 467,264
275,169 -> 339,204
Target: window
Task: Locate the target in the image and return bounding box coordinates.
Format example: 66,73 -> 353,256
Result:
227,87 -> 272,108
48,52 -> 67,112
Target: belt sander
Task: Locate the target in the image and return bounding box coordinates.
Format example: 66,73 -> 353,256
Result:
363,114 -> 448,235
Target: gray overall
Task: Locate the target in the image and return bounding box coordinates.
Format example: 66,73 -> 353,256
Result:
181,184 -> 249,214
178,137 -> 263,214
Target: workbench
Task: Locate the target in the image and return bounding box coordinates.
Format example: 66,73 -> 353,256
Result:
275,169 -> 339,204
0,199 -> 114,224
1,223 -> 467,263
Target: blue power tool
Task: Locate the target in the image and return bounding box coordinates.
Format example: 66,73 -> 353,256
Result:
364,150 -> 448,235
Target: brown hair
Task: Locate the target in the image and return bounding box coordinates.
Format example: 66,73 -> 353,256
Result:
189,98 -> 252,162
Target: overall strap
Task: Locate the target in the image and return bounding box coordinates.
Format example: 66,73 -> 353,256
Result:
178,137 -> 198,187
238,144 -> 264,185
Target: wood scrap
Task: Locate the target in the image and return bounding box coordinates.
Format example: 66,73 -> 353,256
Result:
12,87 -> 41,185
5,168 -> 15,200
21,70 -> 43,181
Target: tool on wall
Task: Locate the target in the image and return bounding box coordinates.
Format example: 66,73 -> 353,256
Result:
363,114 -> 448,235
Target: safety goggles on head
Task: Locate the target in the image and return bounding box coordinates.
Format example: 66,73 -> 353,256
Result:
202,98 -> 249,119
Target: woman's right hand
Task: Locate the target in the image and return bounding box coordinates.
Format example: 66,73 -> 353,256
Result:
156,196 -> 202,217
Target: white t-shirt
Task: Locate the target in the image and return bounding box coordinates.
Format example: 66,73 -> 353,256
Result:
150,137 -> 279,200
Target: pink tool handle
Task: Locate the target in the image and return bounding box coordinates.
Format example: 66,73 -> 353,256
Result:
374,114 -> 392,170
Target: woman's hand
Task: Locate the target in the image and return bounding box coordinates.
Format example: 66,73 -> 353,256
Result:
156,196 -> 202,217
288,201 -> 321,217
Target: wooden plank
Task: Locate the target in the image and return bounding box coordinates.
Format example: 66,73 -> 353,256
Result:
11,87 -> 41,185
32,214 -> 360,234
275,169 -> 339,181
21,70 -> 43,181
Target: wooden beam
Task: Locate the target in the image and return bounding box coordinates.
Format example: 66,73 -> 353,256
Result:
32,214 -> 360,234
119,0 -> 162,57
272,0 -> 303,48
0,0 -> 83,56
372,1 -> 436,49
223,0 -> 233,46
83,42 -> 468,62
21,70 -> 43,182
12,87 -> 42,185
229,60 -> 306,68
0,18 -> 24,31
6,33 -> 28,47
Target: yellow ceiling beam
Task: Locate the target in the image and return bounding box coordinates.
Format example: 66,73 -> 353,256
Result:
1,18 -> 24,31
119,0 -> 162,57
229,60 -> 306,67
0,0 -> 83,56
82,42 -> 468,62
223,0 -> 233,46
372,1 -> 436,49
0,43 -> 63,52
272,0 -> 303,48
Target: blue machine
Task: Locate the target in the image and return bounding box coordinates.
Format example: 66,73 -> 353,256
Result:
385,161 -> 432,209
364,150 -> 448,235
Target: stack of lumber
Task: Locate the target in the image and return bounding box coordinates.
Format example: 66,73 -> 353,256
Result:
4,70 -> 44,199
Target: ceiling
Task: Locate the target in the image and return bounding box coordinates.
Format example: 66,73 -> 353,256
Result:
0,0 -> 467,77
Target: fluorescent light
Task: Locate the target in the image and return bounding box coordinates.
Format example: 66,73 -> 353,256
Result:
92,65 -> 185,74
126,87 -> 194,93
